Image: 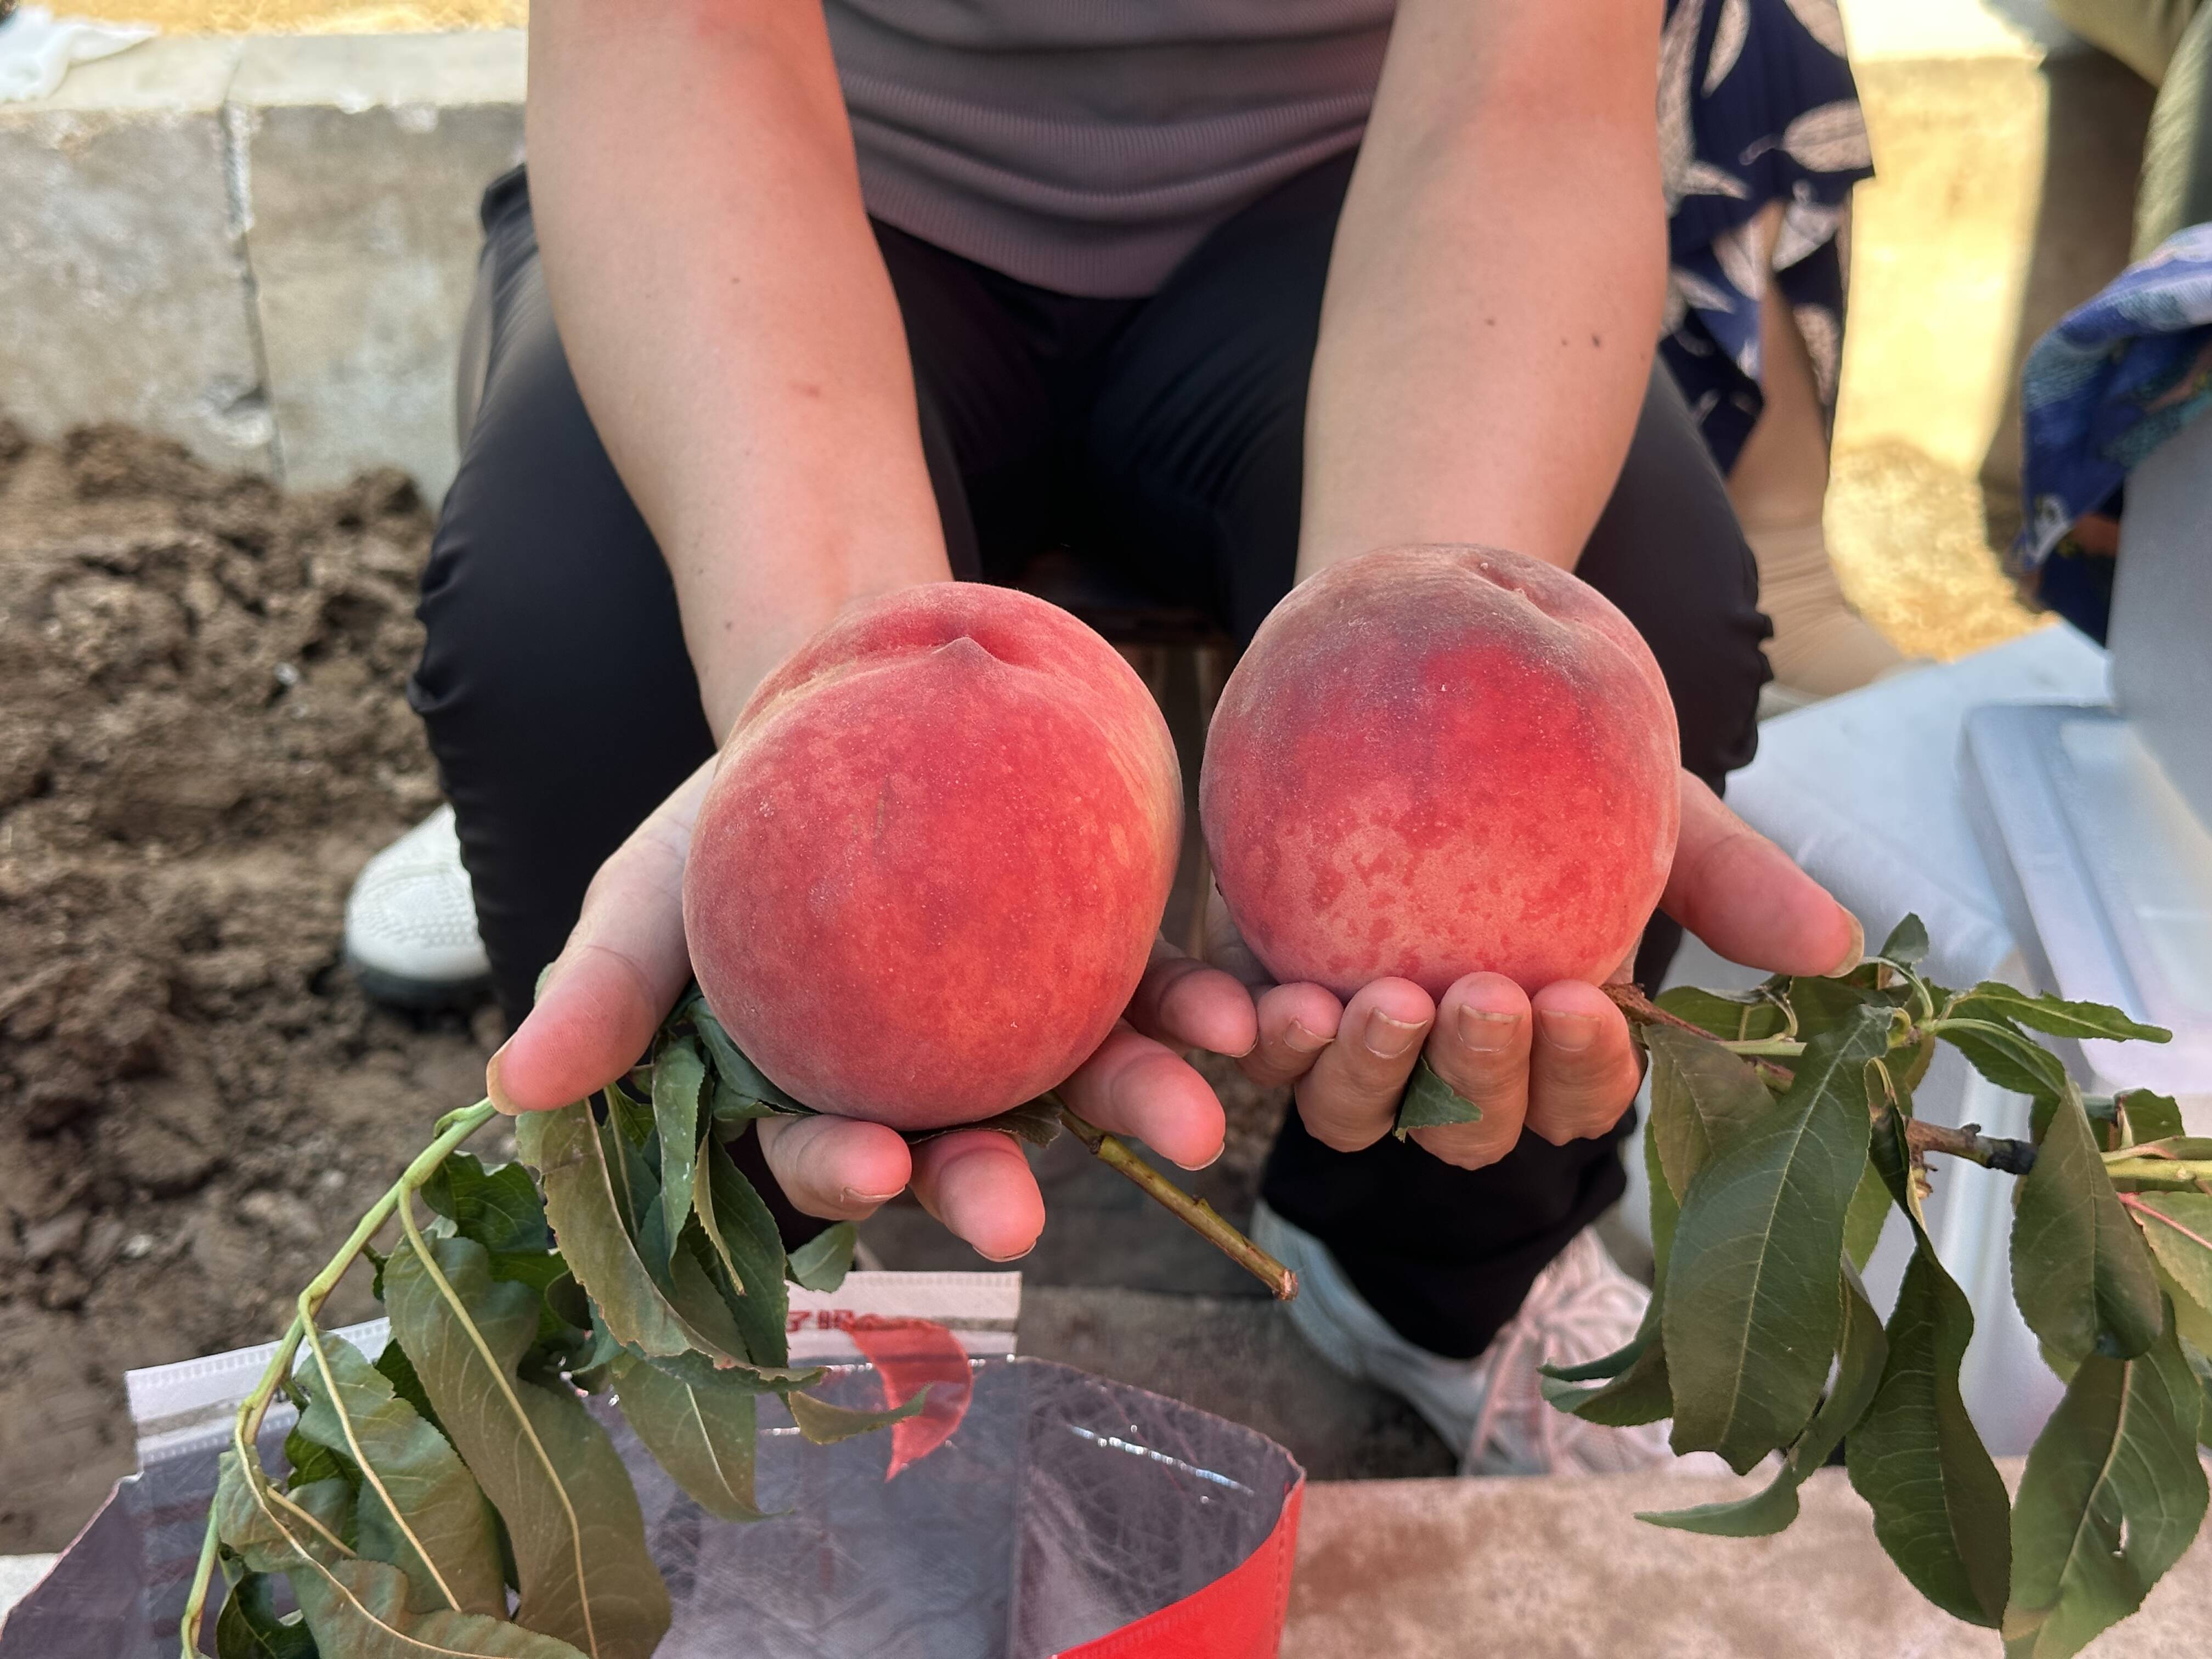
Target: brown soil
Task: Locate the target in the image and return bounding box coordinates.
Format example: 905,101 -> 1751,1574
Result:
0,420 -> 499,1552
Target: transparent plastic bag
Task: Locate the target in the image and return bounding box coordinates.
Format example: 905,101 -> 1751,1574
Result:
1,1356 -> 1304,1659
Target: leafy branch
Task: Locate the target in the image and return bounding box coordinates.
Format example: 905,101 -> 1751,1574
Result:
1567,917 -> 2208,1659
182,990 -> 1291,1658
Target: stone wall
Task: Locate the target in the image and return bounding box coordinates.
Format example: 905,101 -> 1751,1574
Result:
1,32 -> 523,499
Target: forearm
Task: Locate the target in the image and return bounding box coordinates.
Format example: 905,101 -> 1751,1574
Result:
1302,0 -> 1666,575
528,2 -> 948,735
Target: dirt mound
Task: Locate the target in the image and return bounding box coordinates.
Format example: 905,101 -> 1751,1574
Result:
0,421 -> 499,1550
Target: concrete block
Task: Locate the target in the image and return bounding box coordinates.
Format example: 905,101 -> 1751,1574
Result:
231,32 -> 524,497
0,37 -> 274,474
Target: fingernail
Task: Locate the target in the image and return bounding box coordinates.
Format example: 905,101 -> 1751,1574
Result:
486,1044 -> 518,1115
1283,1019 -> 1331,1056
1364,1011 -> 1423,1060
1175,1142 -> 1227,1172
1829,911 -> 1866,977
1458,1004 -> 1521,1052
1538,1009 -> 1600,1053
840,1187 -> 901,1207
979,1243 -> 1036,1263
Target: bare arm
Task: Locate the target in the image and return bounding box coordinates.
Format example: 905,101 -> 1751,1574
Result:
528,1 -> 949,734
495,4 -> 1250,1260
1301,0 -> 1667,573
1268,1 -> 1857,1169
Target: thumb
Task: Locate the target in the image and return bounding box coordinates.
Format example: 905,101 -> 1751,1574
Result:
487,758 -> 715,1113
1662,770 -> 1861,978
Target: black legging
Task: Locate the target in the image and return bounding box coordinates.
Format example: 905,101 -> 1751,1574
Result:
411,154 -> 1772,1361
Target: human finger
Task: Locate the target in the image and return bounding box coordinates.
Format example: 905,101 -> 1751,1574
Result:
488,760 -> 714,1114
1056,1022 -> 1227,1171
909,1130 -> 1047,1262
756,1111 -> 914,1221
1124,936 -> 1259,1059
1664,771 -> 1861,976
1521,979 -> 1645,1146
1293,978 -> 1435,1153
1238,981 -> 1345,1090
1409,972 -> 1533,1169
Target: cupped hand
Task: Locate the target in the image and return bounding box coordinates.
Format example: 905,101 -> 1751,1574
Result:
1224,770 -> 1863,1170
484,760 -> 1259,1262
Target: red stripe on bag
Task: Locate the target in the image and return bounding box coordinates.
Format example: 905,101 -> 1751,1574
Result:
1059,1475 -> 1305,1659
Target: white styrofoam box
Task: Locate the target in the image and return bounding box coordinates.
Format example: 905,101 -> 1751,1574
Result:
1613,626 -> 2111,1453
1964,705 -> 2212,1111
2109,404 -> 2212,828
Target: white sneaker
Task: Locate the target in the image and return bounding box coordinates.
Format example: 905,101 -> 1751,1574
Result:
1252,1200 -> 1729,1477
343,805 -> 492,1009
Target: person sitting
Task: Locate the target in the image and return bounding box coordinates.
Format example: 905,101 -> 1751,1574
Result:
354,0 -> 1861,1476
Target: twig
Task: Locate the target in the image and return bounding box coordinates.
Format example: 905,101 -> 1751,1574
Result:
1053,1101 -> 1298,1301
1604,984 -> 1796,1086
2104,1158 -> 2212,1188
1902,1118 -> 2038,1175
177,1099 -> 498,1656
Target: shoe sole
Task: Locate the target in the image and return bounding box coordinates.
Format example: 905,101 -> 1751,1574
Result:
345,953 -> 494,1013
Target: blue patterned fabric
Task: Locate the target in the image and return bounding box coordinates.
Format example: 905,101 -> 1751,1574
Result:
1660,0 -> 1874,473
2013,223 -> 2212,640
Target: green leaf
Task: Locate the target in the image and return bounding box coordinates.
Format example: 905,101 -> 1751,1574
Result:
1645,1026 -> 1775,1203
1544,1124 -> 1675,1429
215,1573 -> 317,1659
1954,984 -> 2171,1045
1878,914 -> 1929,967
690,1002 -> 809,1122
786,1222 -> 857,1293
373,1340 -> 447,1443
2004,1313 -> 2209,1658
516,1103 -> 808,1380
601,1078 -> 658,1154
785,1386 -> 931,1446
2012,1091 -> 2164,1362
283,1423 -> 357,1495
2119,1090 -> 2187,1147
1941,1016 -> 2072,1103
421,1153 -> 551,1256
692,1136 -> 792,1370
383,1233 -> 671,1659
216,1451 -> 589,1658
1843,1158 -> 1893,1273
1642,1262 -> 1887,1537
611,1352 -> 774,1522
1663,1008 -> 1888,1471
651,1036 -> 707,1272
1393,1056 -> 1481,1137
1541,1297 -> 1673,1427
907,1094 -> 1064,1149
2131,1193 -> 2212,1323
292,1332 -> 505,1617
1784,975 -> 1883,1042
1845,1245 -> 2012,1627
1654,985 -> 1788,1042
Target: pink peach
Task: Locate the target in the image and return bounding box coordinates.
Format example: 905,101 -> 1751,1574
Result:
1200,545 -> 1679,999
684,582 -> 1182,1130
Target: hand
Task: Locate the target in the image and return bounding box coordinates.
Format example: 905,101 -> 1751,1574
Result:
1224,770 -> 1863,1170
484,762 -> 1260,1262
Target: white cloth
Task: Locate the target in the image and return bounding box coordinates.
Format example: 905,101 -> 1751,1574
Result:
0,7 -> 155,104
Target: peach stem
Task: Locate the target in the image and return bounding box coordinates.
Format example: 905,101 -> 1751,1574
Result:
1052,1099 -> 1299,1301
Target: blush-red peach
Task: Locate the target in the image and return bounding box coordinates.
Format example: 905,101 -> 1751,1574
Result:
684,582 -> 1182,1130
1200,544 -> 1680,999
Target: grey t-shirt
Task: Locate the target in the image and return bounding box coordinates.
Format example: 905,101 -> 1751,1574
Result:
823,0 -> 1395,297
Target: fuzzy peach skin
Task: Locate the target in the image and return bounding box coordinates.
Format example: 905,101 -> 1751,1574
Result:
683,583 -> 1182,1131
1201,544 -> 1680,999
